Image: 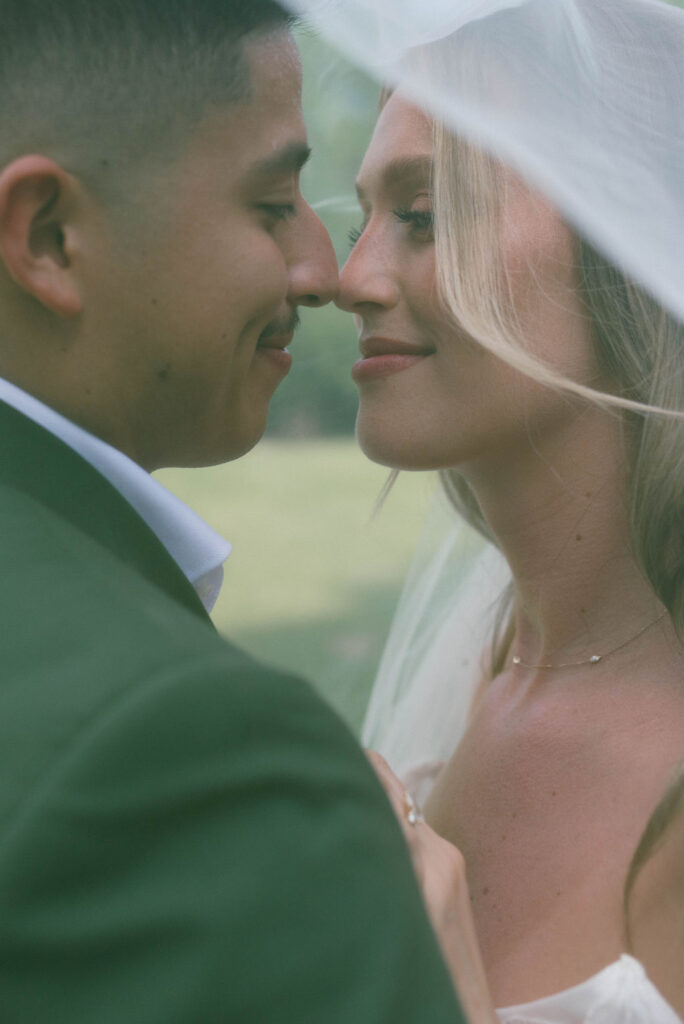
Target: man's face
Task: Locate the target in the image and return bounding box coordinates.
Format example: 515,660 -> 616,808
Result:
87,30 -> 337,470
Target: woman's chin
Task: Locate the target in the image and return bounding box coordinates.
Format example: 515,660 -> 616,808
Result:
355,421 -> 450,472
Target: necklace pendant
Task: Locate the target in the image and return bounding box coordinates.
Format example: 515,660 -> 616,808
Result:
589,655 -> 602,664
512,656 -> 522,665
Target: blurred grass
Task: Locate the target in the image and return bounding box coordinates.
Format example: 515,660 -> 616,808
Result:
157,441 -> 436,731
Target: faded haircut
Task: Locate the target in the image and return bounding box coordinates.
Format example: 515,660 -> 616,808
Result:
0,0 -> 293,198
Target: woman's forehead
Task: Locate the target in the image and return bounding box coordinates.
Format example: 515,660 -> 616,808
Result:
356,93 -> 433,199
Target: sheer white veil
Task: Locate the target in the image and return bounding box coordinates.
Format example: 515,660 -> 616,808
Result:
362,490 -> 510,797
282,0 -> 684,782
285,0 -> 684,323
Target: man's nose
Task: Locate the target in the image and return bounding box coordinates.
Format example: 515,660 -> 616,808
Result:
287,202 -> 339,308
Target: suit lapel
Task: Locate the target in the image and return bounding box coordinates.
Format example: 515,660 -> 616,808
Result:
0,400 -> 214,625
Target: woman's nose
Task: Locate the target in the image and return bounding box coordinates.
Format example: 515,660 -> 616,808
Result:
336,230 -> 399,313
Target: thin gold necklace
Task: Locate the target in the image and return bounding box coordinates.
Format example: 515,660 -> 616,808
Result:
511,612 -> 667,670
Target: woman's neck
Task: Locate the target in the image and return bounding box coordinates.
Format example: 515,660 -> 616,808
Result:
462,405 -> 664,670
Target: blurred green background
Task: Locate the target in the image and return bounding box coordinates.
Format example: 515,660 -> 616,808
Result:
158,32 -> 437,733
159,448 -> 436,732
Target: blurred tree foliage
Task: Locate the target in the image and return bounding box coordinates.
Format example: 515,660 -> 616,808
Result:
266,30 -> 379,437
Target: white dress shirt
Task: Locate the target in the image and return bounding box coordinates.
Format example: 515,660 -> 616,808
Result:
0,378 -> 231,613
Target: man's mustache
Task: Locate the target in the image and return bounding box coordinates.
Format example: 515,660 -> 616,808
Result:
258,311 -> 300,342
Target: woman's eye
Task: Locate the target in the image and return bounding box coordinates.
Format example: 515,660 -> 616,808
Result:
347,206 -> 433,251
393,206 -> 434,241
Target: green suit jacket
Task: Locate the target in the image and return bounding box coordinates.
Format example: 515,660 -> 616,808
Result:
0,401 -> 463,1023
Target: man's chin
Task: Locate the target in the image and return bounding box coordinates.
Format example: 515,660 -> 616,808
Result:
154,418 -> 270,471
195,429 -> 268,469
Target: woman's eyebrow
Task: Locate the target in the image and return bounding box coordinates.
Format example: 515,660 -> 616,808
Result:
356,155 -> 433,203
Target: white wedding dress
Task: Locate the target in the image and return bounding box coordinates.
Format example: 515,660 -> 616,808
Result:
496,955 -> 681,1023
364,505 -> 683,1024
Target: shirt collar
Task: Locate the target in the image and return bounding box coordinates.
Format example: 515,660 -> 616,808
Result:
0,378 -> 231,613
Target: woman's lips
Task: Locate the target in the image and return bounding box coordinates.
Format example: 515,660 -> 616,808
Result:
352,337 -> 434,382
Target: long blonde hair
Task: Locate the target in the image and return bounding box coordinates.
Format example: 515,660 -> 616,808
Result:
432,125 -> 684,941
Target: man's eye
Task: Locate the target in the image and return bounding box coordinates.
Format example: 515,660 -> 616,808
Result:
258,203 -> 296,223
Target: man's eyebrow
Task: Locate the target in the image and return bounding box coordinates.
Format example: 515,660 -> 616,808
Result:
356,156 -> 433,203
249,143 -> 312,179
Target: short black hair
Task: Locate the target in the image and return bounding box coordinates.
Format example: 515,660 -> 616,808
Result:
0,0 -> 294,193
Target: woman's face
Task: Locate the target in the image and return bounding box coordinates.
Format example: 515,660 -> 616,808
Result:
337,93 -> 600,473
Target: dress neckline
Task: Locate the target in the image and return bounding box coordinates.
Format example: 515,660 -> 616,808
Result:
497,955 -> 682,1023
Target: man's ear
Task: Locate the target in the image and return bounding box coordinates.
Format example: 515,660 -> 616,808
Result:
0,155 -> 83,317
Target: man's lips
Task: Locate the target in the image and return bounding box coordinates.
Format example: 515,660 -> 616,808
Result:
256,331 -> 294,352
353,337 -> 434,382
255,330 -> 294,374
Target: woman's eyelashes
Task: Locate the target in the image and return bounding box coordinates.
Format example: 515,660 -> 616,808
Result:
348,205 -> 434,250
393,206 -> 434,240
